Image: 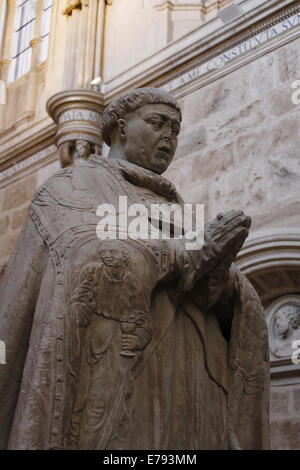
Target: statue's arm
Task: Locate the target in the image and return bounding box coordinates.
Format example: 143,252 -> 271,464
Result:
70,264 -> 99,326
189,267 -> 236,340
0,215 -> 48,449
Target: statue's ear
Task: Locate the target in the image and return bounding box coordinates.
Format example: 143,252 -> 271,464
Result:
117,119 -> 127,141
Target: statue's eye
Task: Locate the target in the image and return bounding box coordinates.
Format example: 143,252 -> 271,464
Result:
172,123 -> 180,137
148,118 -> 164,130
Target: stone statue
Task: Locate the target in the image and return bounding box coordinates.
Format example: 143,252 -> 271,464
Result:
0,87 -> 269,450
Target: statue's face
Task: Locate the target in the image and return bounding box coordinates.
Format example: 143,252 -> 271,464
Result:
75,140 -> 90,158
275,308 -> 291,337
99,243 -> 128,268
122,103 -> 181,174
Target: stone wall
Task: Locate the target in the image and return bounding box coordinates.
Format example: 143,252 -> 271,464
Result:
0,159 -> 59,279
271,384 -> 300,449
0,173 -> 37,278
165,37 -> 300,234
163,33 -> 300,450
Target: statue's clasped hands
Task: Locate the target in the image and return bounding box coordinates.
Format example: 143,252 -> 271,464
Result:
180,210 -> 251,291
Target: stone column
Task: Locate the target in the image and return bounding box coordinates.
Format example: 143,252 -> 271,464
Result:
46,89 -> 104,168
0,0 -> 8,61
62,0 -> 102,90
154,1 -> 206,44
204,0 -> 232,21
0,0 -> 16,83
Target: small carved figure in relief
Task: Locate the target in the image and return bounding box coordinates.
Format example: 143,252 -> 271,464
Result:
59,139 -> 101,167
71,240 -> 153,357
74,139 -> 91,161
273,304 -> 300,357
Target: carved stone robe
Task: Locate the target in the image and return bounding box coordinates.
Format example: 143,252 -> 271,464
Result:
0,155 -> 270,450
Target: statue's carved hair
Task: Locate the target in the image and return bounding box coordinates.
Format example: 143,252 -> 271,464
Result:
102,87 -> 182,146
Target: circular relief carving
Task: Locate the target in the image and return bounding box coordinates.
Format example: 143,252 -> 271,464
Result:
266,295 -> 300,358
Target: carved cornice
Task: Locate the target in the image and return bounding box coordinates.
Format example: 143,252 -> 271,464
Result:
0,119 -> 56,173
156,0 -> 300,94
236,232 -> 300,306
270,358 -> 300,385
154,1 -> 206,13
102,0 -> 300,101
46,89 -> 105,123
236,232 -> 300,276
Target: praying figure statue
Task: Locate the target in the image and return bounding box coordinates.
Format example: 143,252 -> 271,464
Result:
0,87 -> 269,450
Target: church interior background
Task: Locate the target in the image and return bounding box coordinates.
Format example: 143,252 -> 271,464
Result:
0,0 -> 300,449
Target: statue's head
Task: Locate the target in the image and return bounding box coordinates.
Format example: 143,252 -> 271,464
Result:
275,305 -> 300,338
102,87 -> 182,175
74,139 -> 91,159
98,240 -> 130,268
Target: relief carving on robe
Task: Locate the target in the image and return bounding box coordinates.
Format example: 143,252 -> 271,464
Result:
0,87 -> 270,450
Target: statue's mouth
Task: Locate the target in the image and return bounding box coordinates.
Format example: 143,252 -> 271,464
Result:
157,146 -> 171,156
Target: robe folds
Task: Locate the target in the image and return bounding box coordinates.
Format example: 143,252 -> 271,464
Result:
0,155 -> 270,450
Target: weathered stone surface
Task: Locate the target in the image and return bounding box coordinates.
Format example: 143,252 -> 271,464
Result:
181,82 -> 229,127
165,154 -> 194,193
0,262 -> 7,281
293,388 -> 300,412
181,69 -> 251,129
212,160 -> 267,216
2,174 -> 36,211
0,189 -> 4,211
208,99 -> 266,145
265,118 -> 300,159
235,131 -> 266,165
268,155 -> 300,195
249,54 -> 276,97
267,86 -> 297,117
175,124 -> 207,159
0,232 -> 18,259
190,143 -> 234,180
278,41 -> 300,83
271,419 -> 300,450
10,207 -> 28,231
250,199 -> 300,231
0,215 -> 9,236
270,389 -> 291,415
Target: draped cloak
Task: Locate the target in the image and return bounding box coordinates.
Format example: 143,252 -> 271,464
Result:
0,155 -> 270,450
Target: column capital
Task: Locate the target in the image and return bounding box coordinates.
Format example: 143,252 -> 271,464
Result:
46,88 -> 105,167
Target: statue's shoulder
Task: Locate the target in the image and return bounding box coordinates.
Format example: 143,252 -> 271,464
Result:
32,156 -> 117,204
42,155 -> 113,185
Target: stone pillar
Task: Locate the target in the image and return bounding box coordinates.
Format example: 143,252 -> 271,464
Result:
154,1 -> 206,44
0,0 -> 16,83
62,0 -> 102,90
0,0 -> 8,61
204,0 -> 232,21
46,89 -> 104,168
